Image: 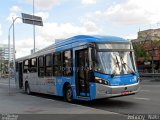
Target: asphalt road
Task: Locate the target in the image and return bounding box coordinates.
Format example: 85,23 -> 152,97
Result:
0,77 -> 160,120
76,78 -> 160,114
26,78 -> 160,114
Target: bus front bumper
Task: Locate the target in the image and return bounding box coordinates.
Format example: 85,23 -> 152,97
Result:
95,82 -> 140,99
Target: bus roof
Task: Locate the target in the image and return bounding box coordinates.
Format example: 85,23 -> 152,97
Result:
55,35 -> 128,46
16,35 -> 129,61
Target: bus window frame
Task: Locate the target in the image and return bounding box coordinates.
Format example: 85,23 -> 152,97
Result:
53,52 -> 62,76
62,49 -> 73,76
23,59 -> 30,73
38,56 -> 45,77
45,54 -> 53,77
30,57 -> 37,73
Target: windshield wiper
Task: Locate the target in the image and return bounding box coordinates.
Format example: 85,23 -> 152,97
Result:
111,55 -> 120,78
115,55 -> 120,71
120,57 -> 135,75
111,54 -> 135,77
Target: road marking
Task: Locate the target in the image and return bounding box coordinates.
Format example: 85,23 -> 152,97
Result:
141,85 -> 160,87
140,90 -> 150,92
0,83 -> 15,86
134,97 -> 150,101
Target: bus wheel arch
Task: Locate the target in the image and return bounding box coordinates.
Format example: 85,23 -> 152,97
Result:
63,82 -> 73,102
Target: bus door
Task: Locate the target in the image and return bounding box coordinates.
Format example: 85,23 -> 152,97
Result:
75,49 -> 90,97
18,62 -> 23,89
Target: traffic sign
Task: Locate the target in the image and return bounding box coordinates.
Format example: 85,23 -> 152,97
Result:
21,13 -> 43,26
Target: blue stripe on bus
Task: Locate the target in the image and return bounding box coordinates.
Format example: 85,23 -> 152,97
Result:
94,72 -> 139,86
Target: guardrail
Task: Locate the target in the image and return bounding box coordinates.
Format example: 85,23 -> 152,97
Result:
140,73 -> 160,77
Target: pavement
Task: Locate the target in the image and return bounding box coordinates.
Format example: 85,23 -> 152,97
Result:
0,78 -> 115,114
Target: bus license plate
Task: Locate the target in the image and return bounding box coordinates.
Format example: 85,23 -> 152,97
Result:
121,91 -> 129,95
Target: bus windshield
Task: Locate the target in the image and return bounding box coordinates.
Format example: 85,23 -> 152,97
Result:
94,43 -> 136,75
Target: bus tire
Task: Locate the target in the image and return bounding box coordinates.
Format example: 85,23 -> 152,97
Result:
25,82 -> 31,95
64,85 -> 73,102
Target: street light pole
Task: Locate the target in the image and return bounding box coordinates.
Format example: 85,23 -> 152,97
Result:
33,0 -> 36,53
12,17 -> 17,84
8,15 -> 42,94
8,25 -> 11,94
8,17 -> 21,94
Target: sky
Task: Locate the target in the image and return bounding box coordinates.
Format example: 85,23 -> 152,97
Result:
1,0 -> 160,58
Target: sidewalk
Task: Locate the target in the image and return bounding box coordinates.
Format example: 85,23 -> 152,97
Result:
0,77 -> 15,84
0,78 -> 116,114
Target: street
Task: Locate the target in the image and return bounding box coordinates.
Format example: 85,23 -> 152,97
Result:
77,78 -> 160,114
0,78 -> 160,120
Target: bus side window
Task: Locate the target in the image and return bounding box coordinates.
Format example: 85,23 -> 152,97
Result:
30,58 -> 37,73
53,53 -> 62,76
63,50 -> 73,76
23,60 -> 30,73
38,56 -> 45,77
45,54 -> 52,77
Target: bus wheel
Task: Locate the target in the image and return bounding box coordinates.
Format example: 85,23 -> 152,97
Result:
65,86 -> 73,102
25,83 -> 31,95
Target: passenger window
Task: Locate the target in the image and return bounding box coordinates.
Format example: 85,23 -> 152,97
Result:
23,60 -> 30,73
30,58 -> 37,73
38,56 -> 45,77
53,53 -> 62,76
63,50 -> 73,76
31,58 -> 37,66
45,54 -> 52,76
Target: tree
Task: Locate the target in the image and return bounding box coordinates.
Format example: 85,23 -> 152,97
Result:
133,43 -> 150,61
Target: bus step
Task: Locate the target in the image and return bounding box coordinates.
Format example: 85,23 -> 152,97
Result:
77,96 -> 89,99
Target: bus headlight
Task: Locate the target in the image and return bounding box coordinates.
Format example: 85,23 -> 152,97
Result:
99,79 -> 102,83
95,77 -> 109,85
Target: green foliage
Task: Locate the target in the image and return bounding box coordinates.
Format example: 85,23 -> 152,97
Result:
0,60 -> 9,75
133,43 -> 149,61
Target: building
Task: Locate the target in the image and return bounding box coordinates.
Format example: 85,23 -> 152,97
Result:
0,44 -> 14,76
131,28 -> 160,73
0,44 -> 13,61
132,28 -> 160,44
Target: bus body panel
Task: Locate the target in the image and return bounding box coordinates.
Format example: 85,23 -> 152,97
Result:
89,83 -> 96,100
15,35 -> 140,101
93,72 -> 139,99
94,72 -> 139,86
95,82 -> 139,99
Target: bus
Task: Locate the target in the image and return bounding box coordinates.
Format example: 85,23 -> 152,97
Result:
16,35 -> 140,102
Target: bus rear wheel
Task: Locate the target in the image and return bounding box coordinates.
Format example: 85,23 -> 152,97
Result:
25,83 -> 31,95
65,86 -> 73,102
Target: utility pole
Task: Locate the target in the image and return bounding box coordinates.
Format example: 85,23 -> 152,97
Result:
150,39 -> 155,80
12,17 -> 17,83
33,0 -> 36,53
151,48 -> 154,74
8,28 -> 11,94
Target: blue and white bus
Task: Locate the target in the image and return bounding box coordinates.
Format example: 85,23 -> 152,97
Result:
16,35 -> 140,102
